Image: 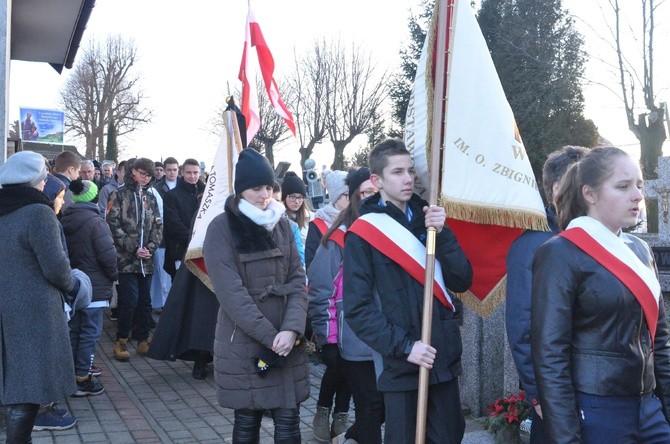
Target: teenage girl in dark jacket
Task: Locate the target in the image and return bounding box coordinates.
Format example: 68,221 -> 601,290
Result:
532,147 -> 670,443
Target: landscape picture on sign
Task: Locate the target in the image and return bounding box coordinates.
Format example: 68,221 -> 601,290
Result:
19,107 -> 64,144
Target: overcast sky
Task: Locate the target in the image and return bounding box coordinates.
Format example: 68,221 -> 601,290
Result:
8,0 -> 670,173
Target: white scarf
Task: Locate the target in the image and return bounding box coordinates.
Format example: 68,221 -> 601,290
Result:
313,203 -> 341,226
238,198 -> 285,231
567,216 -> 660,303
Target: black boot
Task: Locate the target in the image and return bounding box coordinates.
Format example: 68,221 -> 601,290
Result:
192,359 -> 207,380
4,403 -> 39,444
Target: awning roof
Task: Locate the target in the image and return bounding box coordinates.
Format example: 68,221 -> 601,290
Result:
10,0 -> 96,73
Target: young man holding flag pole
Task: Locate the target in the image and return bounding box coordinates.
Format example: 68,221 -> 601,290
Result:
343,138 -> 472,443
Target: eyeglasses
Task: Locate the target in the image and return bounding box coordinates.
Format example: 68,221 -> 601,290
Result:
136,170 -> 150,178
287,194 -> 305,202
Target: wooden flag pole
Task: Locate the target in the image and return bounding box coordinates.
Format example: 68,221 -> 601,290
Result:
415,0 -> 453,442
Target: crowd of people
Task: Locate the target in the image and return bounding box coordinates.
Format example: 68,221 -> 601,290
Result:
1,138 -> 670,444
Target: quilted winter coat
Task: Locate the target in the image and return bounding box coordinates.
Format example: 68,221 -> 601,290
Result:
203,197 -> 309,410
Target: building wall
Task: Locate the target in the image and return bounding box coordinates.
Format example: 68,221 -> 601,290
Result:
1,0 -> 10,164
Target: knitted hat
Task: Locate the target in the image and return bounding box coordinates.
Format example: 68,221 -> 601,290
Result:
43,174 -> 66,201
281,171 -> 307,201
0,150 -> 48,187
346,167 -> 371,197
234,149 -> 275,194
70,179 -> 99,203
154,161 -> 165,169
323,170 -> 348,203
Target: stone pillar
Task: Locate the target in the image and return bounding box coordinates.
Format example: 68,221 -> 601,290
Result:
459,303 -> 519,416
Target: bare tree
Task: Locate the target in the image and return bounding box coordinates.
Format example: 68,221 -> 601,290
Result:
612,0 -> 667,179
286,39 -> 388,170
60,35 -> 152,160
286,41 -> 331,168
250,77 -> 295,166
325,42 -> 388,170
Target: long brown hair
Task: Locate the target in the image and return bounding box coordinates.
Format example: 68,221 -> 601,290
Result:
285,199 -> 310,229
555,146 -> 629,230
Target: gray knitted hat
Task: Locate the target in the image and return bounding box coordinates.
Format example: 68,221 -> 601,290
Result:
323,170 -> 348,203
0,151 -> 48,187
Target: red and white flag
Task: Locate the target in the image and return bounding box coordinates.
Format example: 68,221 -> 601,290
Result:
405,0 -> 548,316
238,2 -> 296,144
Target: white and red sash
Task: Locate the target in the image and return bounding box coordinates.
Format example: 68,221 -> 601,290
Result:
560,216 -> 660,342
348,212 -> 454,311
314,218 -> 345,247
330,229 -> 345,248
314,217 -> 344,247
312,218 -> 329,236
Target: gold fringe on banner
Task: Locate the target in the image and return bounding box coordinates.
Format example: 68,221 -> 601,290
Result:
443,199 -> 549,232
184,248 -> 215,293
455,276 -> 507,318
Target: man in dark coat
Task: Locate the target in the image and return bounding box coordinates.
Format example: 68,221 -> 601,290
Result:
154,157 -> 179,199
343,140 -> 473,444
163,158 -> 204,279
505,145 -> 587,443
147,260 -> 219,379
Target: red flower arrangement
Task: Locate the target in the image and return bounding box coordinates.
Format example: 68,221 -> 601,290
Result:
483,391 -> 529,444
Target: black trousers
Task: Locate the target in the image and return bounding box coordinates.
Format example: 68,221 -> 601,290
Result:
232,408 -> 301,444
529,405 -> 547,444
318,344 -> 352,413
341,359 -> 384,444
383,379 -> 464,444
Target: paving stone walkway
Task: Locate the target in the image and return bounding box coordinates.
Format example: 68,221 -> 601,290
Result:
1,311 -> 493,443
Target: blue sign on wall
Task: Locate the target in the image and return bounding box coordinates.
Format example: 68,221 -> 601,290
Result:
19,107 -> 65,144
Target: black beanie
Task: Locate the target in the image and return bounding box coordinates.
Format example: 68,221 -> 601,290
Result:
234,149 -> 275,194
346,167 -> 371,197
281,171 -> 307,201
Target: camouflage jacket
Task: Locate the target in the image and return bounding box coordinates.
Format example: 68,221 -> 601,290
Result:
107,184 -> 163,274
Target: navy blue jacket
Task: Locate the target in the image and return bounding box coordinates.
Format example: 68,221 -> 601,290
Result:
61,202 -> 118,302
343,193 -> 472,391
505,206 -> 557,404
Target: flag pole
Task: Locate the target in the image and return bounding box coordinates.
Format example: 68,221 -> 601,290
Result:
224,111 -> 234,193
416,0 -> 453,442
